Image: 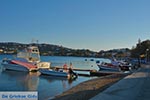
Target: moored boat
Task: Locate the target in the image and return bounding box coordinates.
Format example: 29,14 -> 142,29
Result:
1,46 -> 50,72
97,59 -> 132,72
2,59 -> 38,72
97,63 -> 121,72
39,68 -> 78,79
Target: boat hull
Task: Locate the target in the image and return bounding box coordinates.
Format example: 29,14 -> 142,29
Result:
39,69 -> 68,77
2,63 -> 30,72
1,60 -> 38,72
98,65 -> 120,72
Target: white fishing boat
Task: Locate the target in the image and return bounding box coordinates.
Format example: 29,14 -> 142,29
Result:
1,46 -> 50,72
97,59 -> 131,72
2,59 -> 38,72
39,68 -> 78,79
97,63 -> 121,71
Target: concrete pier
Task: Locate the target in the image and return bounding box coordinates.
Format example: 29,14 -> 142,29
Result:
90,65 -> 150,100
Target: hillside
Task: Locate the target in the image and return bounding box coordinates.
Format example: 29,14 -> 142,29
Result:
0,42 -> 130,58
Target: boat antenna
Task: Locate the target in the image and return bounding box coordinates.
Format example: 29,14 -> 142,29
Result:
31,38 -> 39,46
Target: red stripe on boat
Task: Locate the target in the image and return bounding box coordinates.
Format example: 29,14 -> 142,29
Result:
11,60 -> 37,69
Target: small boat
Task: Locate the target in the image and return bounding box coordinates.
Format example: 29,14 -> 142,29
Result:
1,46 -> 50,72
2,59 -> 38,72
90,59 -> 94,61
39,68 -> 78,79
97,60 -> 131,72
97,62 -> 121,72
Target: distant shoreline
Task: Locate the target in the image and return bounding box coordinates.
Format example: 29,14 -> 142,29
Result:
0,42 -> 130,58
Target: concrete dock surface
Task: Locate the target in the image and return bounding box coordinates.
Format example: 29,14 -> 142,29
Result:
91,65 -> 150,100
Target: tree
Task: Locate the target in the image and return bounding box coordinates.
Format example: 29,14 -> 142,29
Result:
131,39 -> 150,59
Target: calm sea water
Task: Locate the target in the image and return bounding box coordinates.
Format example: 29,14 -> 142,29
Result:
0,55 -> 108,100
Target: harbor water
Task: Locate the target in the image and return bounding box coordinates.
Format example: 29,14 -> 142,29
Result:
0,55 -> 108,100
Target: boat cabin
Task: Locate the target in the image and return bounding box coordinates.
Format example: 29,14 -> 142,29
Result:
17,46 -> 40,63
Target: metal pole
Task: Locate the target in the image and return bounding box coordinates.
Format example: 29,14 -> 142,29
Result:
146,49 -> 149,64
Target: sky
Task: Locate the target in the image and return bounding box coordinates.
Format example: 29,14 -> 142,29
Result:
0,0 -> 150,51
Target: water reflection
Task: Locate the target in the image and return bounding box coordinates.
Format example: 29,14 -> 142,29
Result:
0,70 -> 39,91
40,75 -> 76,90
24,72 -> 40,91
40,75 -> 67,82
0,66 -> 2,73
0,55 -> 101,99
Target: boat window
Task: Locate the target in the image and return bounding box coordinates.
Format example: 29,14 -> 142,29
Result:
35,50 -> 38,52
32,49 -> 38,53
30,53 -> 40,61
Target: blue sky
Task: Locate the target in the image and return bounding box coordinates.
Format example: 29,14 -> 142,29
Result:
0,0 -> 150,51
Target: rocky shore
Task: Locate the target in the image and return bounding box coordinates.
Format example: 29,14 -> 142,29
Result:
52,73 -> 127,100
